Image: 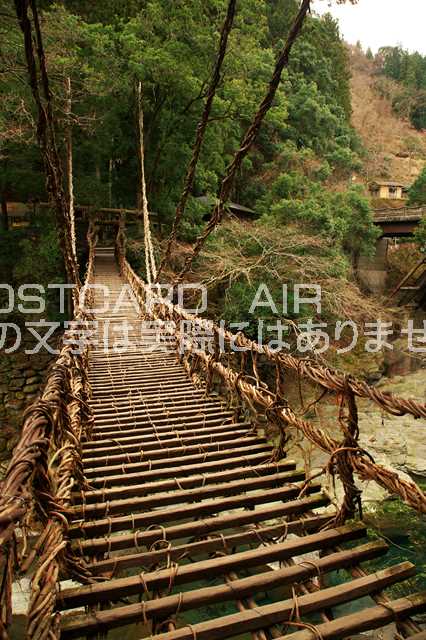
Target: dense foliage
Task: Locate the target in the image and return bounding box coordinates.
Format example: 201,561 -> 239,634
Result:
0,0 -> 375,249
0,0 -> 384,342
376,46 -> 426,130
409,167 -> 426,206
410,167 -> 426,250
0,211 -> 69,322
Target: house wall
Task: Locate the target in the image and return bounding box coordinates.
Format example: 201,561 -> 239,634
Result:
378,186 -> 404,199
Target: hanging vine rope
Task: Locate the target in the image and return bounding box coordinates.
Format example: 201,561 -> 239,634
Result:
136,79 -> 157,284
120,239 -> 426,423
14,0 -> 80,298
65,76 -> 77,262
156,0 -> 237,280
175,0 -> 311,282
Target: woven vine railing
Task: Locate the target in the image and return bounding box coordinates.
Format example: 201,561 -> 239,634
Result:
116,229 -> 426,526
0,222 -> 98,639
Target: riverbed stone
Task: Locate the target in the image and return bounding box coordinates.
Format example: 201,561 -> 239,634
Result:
358,369 -> 426,478
285,368 -> 426,513
358,416 -> 426,478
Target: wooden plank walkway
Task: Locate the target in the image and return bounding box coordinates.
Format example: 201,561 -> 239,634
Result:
58,248 -> 426,639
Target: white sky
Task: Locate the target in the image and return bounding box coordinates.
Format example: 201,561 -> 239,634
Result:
313,0 -> 426,55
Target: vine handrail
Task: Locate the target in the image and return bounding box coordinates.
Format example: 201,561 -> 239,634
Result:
116,230 -> 426,522
0,222 -> 98,637
116,235 -> 426,421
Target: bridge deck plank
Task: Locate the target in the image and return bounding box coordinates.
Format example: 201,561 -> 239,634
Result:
57,248 -> 425,639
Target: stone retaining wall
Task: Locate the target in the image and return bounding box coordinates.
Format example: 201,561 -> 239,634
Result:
0,338 -> 57,471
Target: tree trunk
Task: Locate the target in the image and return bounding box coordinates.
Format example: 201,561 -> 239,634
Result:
14,0 -> 80,298
1,193 -> 8,232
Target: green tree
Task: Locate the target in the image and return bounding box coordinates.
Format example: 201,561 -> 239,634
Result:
378,46 -> 426,130
0,0 -> 374,279
259,175 -> 378,258
409,168 -> 426,250
409,167 -> 426,205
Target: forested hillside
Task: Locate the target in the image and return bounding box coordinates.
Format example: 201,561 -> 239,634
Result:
350,45 -> 426,183
1,1 -> 364,216
377,45 -> 426,131
1,0 -> 384,331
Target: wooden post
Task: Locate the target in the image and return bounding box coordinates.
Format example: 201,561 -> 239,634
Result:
65,76 -> 76,260
1,193 -> 8,232
108,158 -> 113,208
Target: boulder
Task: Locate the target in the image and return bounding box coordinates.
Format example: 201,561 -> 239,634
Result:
358,415 -> 426,478
358,370 -> 426,478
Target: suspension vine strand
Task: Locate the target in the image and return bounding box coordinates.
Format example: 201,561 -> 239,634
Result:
175,0 -> 311,283
136,78 -> 157,284
14,0 -> 80,299
65,75 -> 77,263
156,0 -> 237,280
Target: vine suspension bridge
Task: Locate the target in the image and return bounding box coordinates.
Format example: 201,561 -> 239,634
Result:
2,0 -> 426,637
0,219 -> 426,640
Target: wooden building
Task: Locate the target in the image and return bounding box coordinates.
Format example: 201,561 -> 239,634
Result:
369,180 -> 408,201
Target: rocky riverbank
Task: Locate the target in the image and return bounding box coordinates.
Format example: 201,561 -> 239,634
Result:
358,369 -> 426,490
282,368 -> 426,634
283,367 -> 426,507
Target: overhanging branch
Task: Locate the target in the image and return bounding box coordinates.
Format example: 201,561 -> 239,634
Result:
156,0 -> 237,280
